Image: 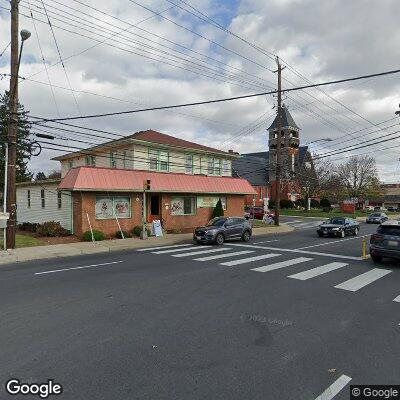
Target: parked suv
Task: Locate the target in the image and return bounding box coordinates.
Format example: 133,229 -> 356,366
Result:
370,220 -> 400,262
366,212 -> 388,224
194,217 -> 252,245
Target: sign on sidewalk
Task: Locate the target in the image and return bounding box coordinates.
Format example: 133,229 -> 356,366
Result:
152,220 -> 163,237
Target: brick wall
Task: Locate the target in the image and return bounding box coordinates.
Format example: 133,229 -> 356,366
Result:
73,191 -> 246,236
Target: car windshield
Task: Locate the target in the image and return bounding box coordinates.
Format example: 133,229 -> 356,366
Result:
370,213 -> 381,217
206,218 -> 226,227
327,218 -> 345,225
377,225 -> 400,236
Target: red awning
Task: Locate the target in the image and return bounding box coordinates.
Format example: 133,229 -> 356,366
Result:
58,167 -> 256,195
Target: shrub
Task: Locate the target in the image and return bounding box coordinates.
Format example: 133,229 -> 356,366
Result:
310,199 -> 320,208
82,230 -> 105,241
320,198 -> 331,208
322,206 -> 332,212
280,199 -> 294,209
268,200 -> 275,209
115,230 -> 131,239
132,225 -> 151,237
36,221 -> 69,237
18,222 -> 39,232
294,199 -> 305,208
212,198 -> 224,218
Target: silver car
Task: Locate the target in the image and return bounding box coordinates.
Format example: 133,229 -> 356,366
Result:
366,212 -> 388,224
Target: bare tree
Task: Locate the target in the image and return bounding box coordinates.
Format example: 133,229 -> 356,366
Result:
336,155 -> 382,198
47,169 -> 61,179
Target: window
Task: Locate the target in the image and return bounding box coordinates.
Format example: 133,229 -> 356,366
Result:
123,151 -> 127,169
57,192 -> 62,209
68,161 -> 73,169
27,190 -> 31,208
85,155 -> 96,167
110,152 -> 117,168
207,158 -> 214,175
159,151 -> 168,171
149,149 -> 158,170
222,159 -> 230,175
41,189 -> 45,208
148,149 -> 169,171
206,158 -> 221,175
95,196 -> 131,219
214,159 -> 221,175
185,154 -> 194,174
171,196 -> 196,215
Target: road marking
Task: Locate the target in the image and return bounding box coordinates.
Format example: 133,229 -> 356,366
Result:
288,262 -> 348,280
251,257 -> 312,272
220,253 -> 281,266
292,221 -> 322,229
297,235 -> 370,250
228,244 -> 363,261
152,246 -> 200,254
314,374 -> 352,400
283,220 -> 302,225
335,268 -> 392,291
172,247 -> 231,257
253,239 -> 280,244
394,295 -> 400,303
194,250 -> 255,261
35,261 -> 123,275
136,244 -> 192,251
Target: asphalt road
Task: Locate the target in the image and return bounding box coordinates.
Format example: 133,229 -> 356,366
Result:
1,219 -> 399,400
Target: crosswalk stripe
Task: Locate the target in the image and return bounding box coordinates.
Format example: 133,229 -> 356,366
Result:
393,295 -> 400,303
251,257 -> 312,272
293,221 -> 321,229
284,220 -> 302,225
172,247 -> 231,258
220,253 -> 281,266
194,250 -> 255,261
152,246 -> 201,254
334,268 -> 392,292
314,375 -> 352,400
288,262 -> 348,281
136,244 -> 192,252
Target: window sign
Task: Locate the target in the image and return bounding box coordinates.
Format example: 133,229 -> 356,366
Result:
197,196 -> 227,210
95,197 -> 113,219
113,197 -> 131,218
171,197 -> 196,215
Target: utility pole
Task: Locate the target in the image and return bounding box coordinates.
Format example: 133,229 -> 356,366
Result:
6,0 -> 20,249
274,56 -> 283,226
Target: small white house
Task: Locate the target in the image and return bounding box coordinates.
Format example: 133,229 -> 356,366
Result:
16,179 -> 72,232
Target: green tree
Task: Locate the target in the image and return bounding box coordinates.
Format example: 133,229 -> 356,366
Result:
1,91 -> 34,185
35,171 -> 47,181
212,198 -> 224,218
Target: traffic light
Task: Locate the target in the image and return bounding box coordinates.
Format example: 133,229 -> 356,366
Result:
143,179 -> 151,190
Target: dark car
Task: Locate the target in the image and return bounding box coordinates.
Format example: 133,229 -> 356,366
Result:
366,212 -> 388,224
244,206 -> 264,219
370,221 -> 400,262
194,217 -> 252,245
387,206 -> 398,212
316,217 -> 360,238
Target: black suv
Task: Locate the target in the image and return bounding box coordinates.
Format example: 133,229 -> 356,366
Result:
194,217 -> 252,245
370,220 -> 400,262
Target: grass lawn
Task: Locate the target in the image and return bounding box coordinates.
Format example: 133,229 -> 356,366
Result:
250,219 -> 275,228
0,233 -> 44,248
279,209 -> 399,218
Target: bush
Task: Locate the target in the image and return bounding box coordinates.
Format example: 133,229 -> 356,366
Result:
322,206 -> 332,212
294,199 -> 305,208
310,199 -> 320,208
36,221 -> 69,237
115,230 -> 131,239
280,199 -> 294,209
18,222 -> 39,232
320,198 -> 331,208
268,200 -> 275,209
132,225 -> 151,237
82,230 -> 105,241
212,198 -> 224,218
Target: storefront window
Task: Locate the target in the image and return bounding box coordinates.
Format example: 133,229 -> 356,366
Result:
197,196 -> 227,210
171,196 -> 196,215
95,196 -> 131,219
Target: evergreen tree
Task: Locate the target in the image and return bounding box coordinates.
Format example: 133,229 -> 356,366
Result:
35,171 -> 47,181
0,91 -> 34,185
212,198 -> 224,218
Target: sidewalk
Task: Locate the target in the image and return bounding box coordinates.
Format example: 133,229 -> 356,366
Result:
0,225 -> 293,265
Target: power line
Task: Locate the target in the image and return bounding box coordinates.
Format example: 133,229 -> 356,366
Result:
28,67 -> 400,123
0,41 -> 11,56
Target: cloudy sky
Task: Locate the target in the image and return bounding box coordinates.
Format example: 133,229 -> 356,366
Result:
1,0 -> 399,181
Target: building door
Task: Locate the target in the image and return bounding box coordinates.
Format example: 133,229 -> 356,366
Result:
150,195 -> 160,221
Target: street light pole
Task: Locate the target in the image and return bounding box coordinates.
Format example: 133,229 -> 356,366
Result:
5,0 -> 30,249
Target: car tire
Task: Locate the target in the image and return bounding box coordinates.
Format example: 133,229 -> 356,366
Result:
242,230 -> 251,242
371,254 -> 383,263
215,233 -> 225,245
354,228 -> 359,236
340,230 -> 345,238
317,232 -> 323,237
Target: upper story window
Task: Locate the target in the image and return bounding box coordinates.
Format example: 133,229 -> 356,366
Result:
222,159 -> 231,175
85,155 -> 96,167
68,160 -> 73,169
110,152 -> 117,168
58,192 -> 62,209
207,158 -> 222,176
27,190 -> 31,208
41,189 -> 45,208
148,149 -> 169,171
185,154 -> 193,174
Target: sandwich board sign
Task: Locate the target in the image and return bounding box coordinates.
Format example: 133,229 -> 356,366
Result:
152,220 -> 163,237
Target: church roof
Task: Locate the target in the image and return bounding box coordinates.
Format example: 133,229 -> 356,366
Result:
267,106 -> 299,130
